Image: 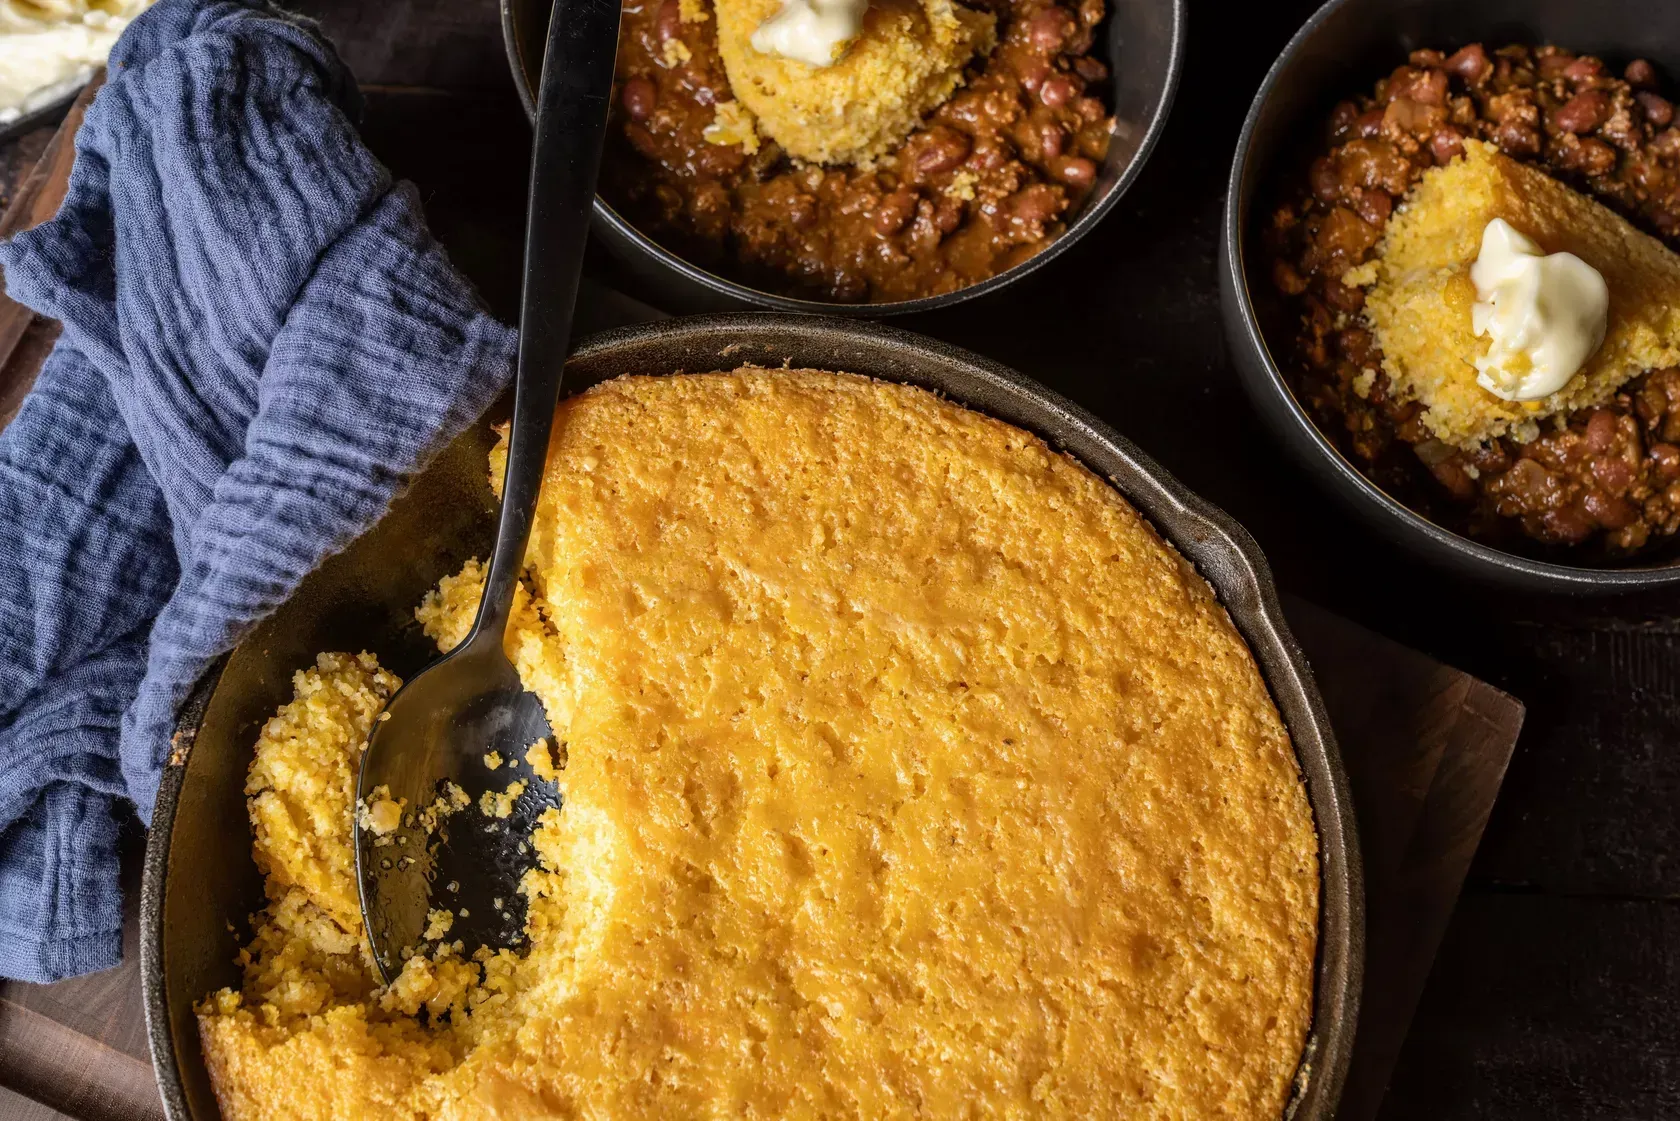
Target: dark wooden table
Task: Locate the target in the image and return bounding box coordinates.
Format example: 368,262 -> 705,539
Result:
4,0 -> 1678,1117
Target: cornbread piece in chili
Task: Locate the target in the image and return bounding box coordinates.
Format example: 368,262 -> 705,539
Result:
1360,140 -> 1680,448
1268,43 -> 1680,551
713,0 -> 995,165
607,0 -> 1114,302
199,372 -> 1319,1120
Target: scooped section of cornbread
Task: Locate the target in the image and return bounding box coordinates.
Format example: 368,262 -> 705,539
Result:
199,370 -> 1319,1120
1359,139 -> 1680,447
713,0 -> 994,164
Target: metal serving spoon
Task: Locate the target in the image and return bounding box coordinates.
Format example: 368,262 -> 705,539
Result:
354,0 -> 622,983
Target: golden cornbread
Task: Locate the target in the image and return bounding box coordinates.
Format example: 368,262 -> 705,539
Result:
199,370 -> 1319,1120
711,0 -> 994,164
1359,139 -> 1680,448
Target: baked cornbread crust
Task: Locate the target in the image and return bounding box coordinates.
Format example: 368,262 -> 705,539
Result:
199,370 -> 1319,1120
1359,140 -> 1680,448
712,0 -> 995,165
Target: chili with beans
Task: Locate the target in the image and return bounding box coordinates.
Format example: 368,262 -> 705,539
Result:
602,0 -> 1113,303
1267,44 -> 1680,556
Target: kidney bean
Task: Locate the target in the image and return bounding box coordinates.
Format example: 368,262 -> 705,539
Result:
655,0 -> 683,42
1054,156 -> 1097,189
873,189 -> 917,235
1328,99 -> 1359,139
1445,43 -> 1493,85
1024,5 -> 1075,51
1352,108 -> 1386,139
1563,56 -> 1604,82
1073,96 -> 1106,123
1010,183 -> 1063,224
621,77 -> 657,122
1420,447 -> 1476,499
1027,120 -> 1060,160
1592,455 -> 1634,493
1039,76 -> 1076,109
1494,120 -> 1542,156
1583,489 -> 1637,529
1383,97 -> 1445,138
1073,56 -> 1108,83
1554,89 -> 1612,134
933,199 -> 964,234
1323,278 -> 1365,313
1651,443 -> 1680,480
1353,188 -> 1391,227
1429,126 -> 1466,164
1406,68 -> 1449,106
1538,51 -> 1577,81
913,127 -> 971,175
1625,58 -> 1660,88
1303,157 -> 1330,202
1637,91 -> 1675,128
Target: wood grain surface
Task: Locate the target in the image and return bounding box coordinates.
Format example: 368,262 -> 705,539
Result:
1,0 -> 1671,1116
0,76 -> 97,427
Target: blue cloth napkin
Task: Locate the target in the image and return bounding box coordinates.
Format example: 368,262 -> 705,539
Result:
0,0 -> 516,982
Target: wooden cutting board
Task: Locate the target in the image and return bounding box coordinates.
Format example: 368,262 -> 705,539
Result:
0,89 -> 1524,1121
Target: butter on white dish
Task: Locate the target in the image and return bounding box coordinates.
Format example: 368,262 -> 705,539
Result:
1470,217 -> 1609,403
0,0 -> 152,126
749,0 -> 868,66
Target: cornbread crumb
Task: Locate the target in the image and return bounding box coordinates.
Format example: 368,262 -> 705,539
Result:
422,909 -> 454,941
199,371 -> 1317,1121
659,36 -> 691,67
245,652 -> 400,935
478,781 -> 526,820
524,737 -> 561,782
481,750 -> 502,771
417,782 -> 469,835
677,0 -> 708,20
358,785 -> 403,835
703,98 -> 761,153
713,0 -> 994,164
1365,140 -> 1680,447
945,168 -> 979,201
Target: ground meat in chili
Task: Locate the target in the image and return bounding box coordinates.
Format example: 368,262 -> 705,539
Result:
1266,44 -> 1680,558
602,0 -> 1113,303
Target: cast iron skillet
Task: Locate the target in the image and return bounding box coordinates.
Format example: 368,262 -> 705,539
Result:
499,0 -> 1184,315
141,314 -> 1363,1120
1220,0 -> 1680,593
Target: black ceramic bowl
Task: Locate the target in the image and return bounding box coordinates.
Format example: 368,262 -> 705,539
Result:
500,0 -> 1183,315
141,315 -> 1362,1120
1220,0 -> 1680,594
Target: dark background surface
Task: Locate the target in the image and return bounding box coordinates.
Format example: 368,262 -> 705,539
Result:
6,0 -> 1677,1116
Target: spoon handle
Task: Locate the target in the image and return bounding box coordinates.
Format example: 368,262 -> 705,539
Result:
472,0 -> 623,646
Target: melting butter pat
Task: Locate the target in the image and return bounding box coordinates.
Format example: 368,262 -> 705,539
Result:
1471,217 -> 1608,402
750,0 -> 868,65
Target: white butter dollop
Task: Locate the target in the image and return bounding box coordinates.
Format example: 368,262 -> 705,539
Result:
750,0 -> 868,66
1470,217 -> 1609,402
0,0 -> 154,125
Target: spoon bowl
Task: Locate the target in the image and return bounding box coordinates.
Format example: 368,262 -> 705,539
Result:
354,640 -> 558,980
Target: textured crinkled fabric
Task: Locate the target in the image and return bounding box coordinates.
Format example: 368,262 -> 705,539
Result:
0,0 -> 516,982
